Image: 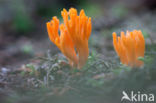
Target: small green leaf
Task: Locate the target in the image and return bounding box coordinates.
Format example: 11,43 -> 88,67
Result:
138,57 -> 145,62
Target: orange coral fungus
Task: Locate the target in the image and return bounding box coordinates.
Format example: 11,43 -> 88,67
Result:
46,8 -> 92,69
113,30 -> 145,68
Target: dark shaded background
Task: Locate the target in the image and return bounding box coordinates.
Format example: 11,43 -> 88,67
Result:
0,0 -> 155,68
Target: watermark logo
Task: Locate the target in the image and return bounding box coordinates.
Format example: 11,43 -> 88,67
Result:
121,91 -> 155,102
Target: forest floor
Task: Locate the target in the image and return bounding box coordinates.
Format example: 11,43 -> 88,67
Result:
0,4 -> 156,103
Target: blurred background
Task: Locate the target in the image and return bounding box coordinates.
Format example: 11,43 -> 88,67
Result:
0,0 -> 156,69
0,1 -> 156,103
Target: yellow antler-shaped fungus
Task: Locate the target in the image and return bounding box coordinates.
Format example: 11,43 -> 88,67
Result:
113,30 -> 145,68
47,8 -> 92,69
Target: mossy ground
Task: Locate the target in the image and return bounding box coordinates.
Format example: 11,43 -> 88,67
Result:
0,42 -> 156,103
